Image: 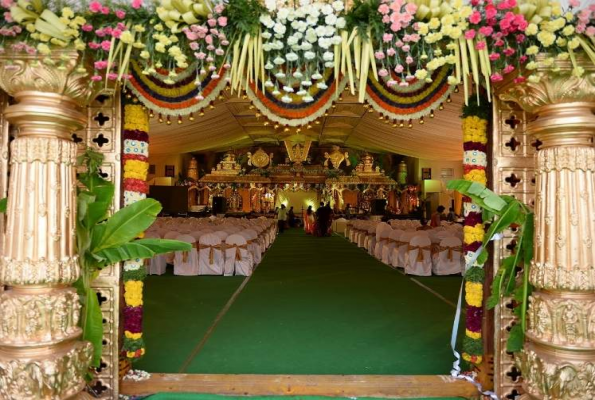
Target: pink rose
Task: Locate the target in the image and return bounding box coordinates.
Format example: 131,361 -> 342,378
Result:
104,27 -> 113,35
117,22 -> 127,31
378,4 -> 390,14
3,11 -> 12,23
94,60 -> 108,70
569,0 -> 580,7
475,41 -> 486,50
519,55 -> 527,63
221,40 -> 229,46
374,51 -> 385,60
101,6 -> 110,15
378,68 -> 389,77
503,47 -> 515,56
217,17 -> 227,27
409,34 -> 420,42
82,24 -> 93,32
185,31 -> 198,41
215,48 -> 224,56
111,29 -> 122,38
390,22 -> 402,32
1,0 -> 14,8
404,2 -> 417,14
399,81 -> 409,87
214,4 -> 224,13
206,44 -> 215,51
516,34 -> 526,43
383,33 -> 393,43
95,28 -> 106,37
195,94 -> 205,101
488,53 -> 500,61
485,5 -> 497,19
132,0 -> 143,9
387,48 -> 396,56
12,25 -> 20,33
478,26 -> 493,36
469,11 -> 481,24
208,64 -> 216,70
189,42 -> 199,50
223,63 -> 231,69
107,72 -> 118,80
88,42 -> 101,50
382,15 -> 390,23
387,80 -> 397,87
586,26 -> 595,37
405,56 -> 413,64
91,75 -> 103,82
503,64 -> 515,74
394,64 -> 404,73
89,1 -> 102,13
514,76 -> 526,84
101,40 -> 111,51
395,40 -> 403,48
490,73 -> 503,82
402,44 -> 410,52
195,52 -> 206,60
205,35 -> 213,45
115,9 -> 126,19
464,29 -> 476,40
207,18 -> 216,27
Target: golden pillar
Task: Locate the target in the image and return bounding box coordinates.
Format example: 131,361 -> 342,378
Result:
501,58 -> 595,398
0,51 -> 97,399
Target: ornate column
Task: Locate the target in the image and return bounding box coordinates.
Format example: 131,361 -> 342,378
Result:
501,58 -> 595,399
0,51 -> 97,399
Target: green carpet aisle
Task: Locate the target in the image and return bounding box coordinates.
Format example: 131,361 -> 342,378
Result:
182,229 -> 461,375
135,272 -> 245,372
147,394 -> 464,400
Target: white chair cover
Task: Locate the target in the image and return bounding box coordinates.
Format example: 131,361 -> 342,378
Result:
164,231 -> 181,264
198,233 -> 224,275
382,229 -> 403,265
225,234 -> 253,276
405,235 -> 432,276
215,230 -> 229,241
392,231 -> 417,269
145,232 -> 167,275
240,229 -> 261,264
332,218 -> 348,234
374,223 -> 392,259
433,237 -> 464,275
173,234 -> 199,276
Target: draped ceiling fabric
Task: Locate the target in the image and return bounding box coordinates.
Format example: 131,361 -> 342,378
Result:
149,88 -> 465,160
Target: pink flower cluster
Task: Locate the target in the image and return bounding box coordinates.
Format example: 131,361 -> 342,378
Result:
378,0 -> 417,32
576,5 -> 595,36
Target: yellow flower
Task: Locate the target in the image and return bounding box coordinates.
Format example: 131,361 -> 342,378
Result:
572,67 -> 585,77
155,42 -> 166,53
140,51 -> 151,60
464,223 -> 485,243
124,160 -> 150,181
463,169 -> 487,186
556,52 -> 569,61
537,31 -> 556,47
127,351 -> 136,358
61,7 -> 74,19
26,24 -> 36,33
154,23 -> 164,31
417,23 -> 429,35
133,24 -> 146,33
124,281 -> 144,307
526,45 -> 539,55
526,61 -> 538,70
462,353 -> 482,364
429,18 -> 440,30
415,69 -> 428,80
125,331 -> 143,340
465,281 -> 483,307
568,37 -> 580,50
525,23 -> 538,36
562,25 -> 575,36
120,31 -> 134,44
37,43 -> 51,55
74,39 -> 86,51
466,329 -> 481,340
124,105 -> 149,132
528,75 -> 541,83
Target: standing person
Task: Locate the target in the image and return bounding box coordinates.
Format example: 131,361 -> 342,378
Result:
345,203 -> 351,219
288,206 -> 296,228
304,205 -> 315,235
277,204 -> 287,234
430,205 -> 446,227
315,202 -> 327,237
446,207 -> 457,222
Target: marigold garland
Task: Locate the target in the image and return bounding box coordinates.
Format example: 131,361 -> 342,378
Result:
122,100 -> 150,362
460,95 -> 490,367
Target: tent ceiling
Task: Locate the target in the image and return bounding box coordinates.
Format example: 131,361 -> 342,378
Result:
149,88 -> 465,161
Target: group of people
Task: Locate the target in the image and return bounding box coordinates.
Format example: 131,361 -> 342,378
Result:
418,206 -> 458,230
304,202 -> 333,237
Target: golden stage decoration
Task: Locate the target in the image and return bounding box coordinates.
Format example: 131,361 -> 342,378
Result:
211,152 -> 242,176
354,153 -> 384,177
500,56 -> 595,399
188,157 -> 199,181
0,50 -> 96,399
247,148 -> 272,169
324,146 -> 350,170
284,140 -> 311,165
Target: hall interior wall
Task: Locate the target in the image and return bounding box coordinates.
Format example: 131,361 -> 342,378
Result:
415,159 -> 463,213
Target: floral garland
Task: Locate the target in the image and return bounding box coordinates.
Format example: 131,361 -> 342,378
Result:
461,95 -> 490,366
364,65 -> 454,121
121,101 -> 150,361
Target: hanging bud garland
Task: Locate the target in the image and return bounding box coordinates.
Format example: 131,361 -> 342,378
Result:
461,94 -> 490,366
121,99 -> 151,361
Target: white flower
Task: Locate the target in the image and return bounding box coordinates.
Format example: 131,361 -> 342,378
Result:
304,51 -> 316,60
274,40 -> 284,50
296,22 -> 307,33
307,15 -> 319,25
287,36 -> 299,46
297,89 -> 307,96
272,89 -> 281,96
286,52 -> 299,61
303,95 -> 314,102
317,82 -> 328,89
324,61 -> 334,68
265,0 -> 276,12
315,25 -> 327,37
263,43 -> 272,51
299,0 -> 310,6
265,62 -> 274,70
278,8 -> 290,21
301,41 -> 313,50
312,72 -> 323,80
306,29 -> 318,43
335,17 -> 346,29
332,1 -> 344,12
294,32 -> 303,40
261,31 -> 272,39
325,25 -> 335,36
273,23 -> 286,35
265,80 -> 274,87
283,85 -> 294,92
260,15 -> 275,28
293,71 -> 303,79
325,14 -> 337,26
323,51 -> 334,61
321,4 -> 333,15
301,80 -> 313,86
281,95 -> 293,103
331,35 -> 342,45
319,37 -> 331,48
275,71 -> 286,78
274,56 -> 285,65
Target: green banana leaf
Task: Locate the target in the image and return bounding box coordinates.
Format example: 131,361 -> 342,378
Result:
94,239 -> 191,265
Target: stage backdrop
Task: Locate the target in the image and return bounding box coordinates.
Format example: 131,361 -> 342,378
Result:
276,190 -> 320,214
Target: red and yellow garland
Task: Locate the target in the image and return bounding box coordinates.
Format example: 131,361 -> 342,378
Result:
121,100 -> 150,361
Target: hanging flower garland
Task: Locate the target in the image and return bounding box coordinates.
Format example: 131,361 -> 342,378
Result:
460,94 -> 490,366
121,100 -> 150,361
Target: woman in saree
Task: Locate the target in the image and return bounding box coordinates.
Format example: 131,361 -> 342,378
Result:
304,205 -> 315,235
